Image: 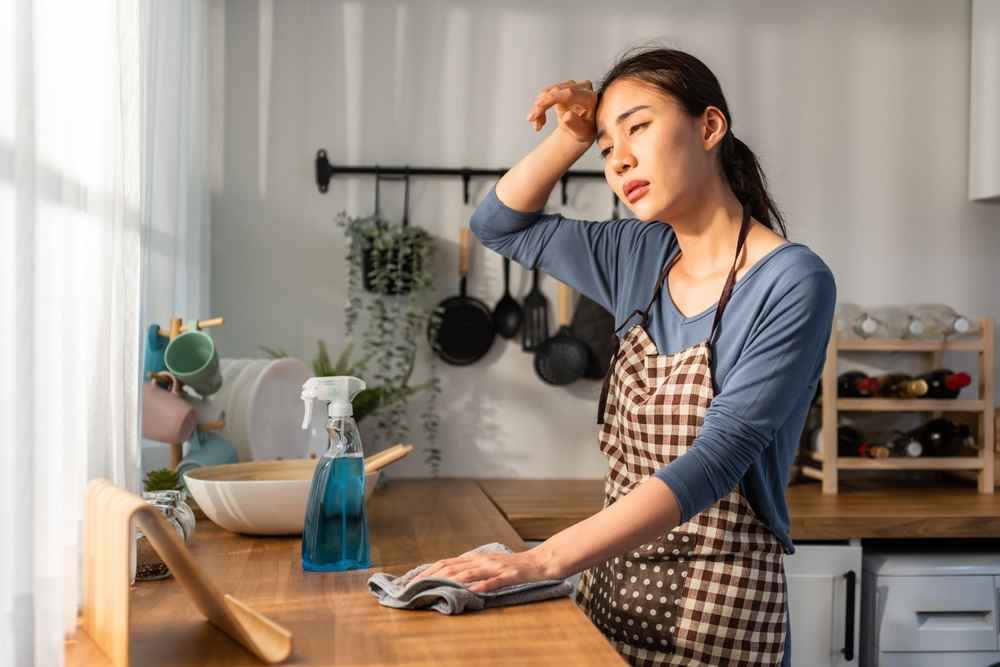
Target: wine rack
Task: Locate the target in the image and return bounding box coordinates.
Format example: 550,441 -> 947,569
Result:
803,317 -> 995,494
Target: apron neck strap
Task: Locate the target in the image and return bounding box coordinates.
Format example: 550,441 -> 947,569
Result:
612,251 -> 681,336
599,204 -> 753,425
707,203 -> 753,347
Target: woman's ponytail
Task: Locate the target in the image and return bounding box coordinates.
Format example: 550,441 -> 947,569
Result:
720,133 -> 787,238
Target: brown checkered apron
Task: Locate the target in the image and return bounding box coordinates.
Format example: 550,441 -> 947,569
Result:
574,205 -> 787,666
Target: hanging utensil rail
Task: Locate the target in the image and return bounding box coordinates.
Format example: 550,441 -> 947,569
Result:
315,148 -> 615,206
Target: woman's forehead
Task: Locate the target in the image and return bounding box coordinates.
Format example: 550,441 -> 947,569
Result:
597,80 -> 677,131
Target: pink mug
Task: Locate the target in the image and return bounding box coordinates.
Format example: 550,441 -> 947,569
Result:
142,372 -> 197,444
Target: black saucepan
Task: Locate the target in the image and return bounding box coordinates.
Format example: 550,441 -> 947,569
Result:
428,228 -> 495,365
534,281 -> 589,385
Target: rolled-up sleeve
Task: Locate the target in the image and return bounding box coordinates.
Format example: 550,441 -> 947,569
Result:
469,185 -> 638,315
653,269 -> 836,523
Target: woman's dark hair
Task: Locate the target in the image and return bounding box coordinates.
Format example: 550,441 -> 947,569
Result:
597,46 -> 787,238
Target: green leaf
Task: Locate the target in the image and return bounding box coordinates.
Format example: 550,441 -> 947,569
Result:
144,468 -> 182,492
259,345 -> 288,359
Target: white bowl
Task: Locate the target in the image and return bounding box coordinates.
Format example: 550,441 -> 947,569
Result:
184,459 -> 381,535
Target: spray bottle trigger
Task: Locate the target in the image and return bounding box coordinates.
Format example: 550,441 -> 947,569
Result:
301,397 -> 313,430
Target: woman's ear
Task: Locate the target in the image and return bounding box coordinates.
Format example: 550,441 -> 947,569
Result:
701,106 -> 729,151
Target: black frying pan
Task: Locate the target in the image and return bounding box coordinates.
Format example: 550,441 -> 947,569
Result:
428,228 -> 495,365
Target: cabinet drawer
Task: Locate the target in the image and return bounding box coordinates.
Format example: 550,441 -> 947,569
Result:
878,575 -> 998,652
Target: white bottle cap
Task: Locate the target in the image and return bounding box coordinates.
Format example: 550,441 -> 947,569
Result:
300,376 -> 367,428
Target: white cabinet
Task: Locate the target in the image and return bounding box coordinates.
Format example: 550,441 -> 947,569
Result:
970,0 -> 1000,201
862,552 -> 1000,667
785,542 -> 863,666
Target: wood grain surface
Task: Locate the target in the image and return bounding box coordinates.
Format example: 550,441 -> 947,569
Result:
66,479 -> 625,666
477,478 -> 1000,541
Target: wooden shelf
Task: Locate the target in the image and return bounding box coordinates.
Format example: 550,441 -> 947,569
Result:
837,399 -> 986,412
837,337 -> 983,352
816,316 -> 995,495
836,457 -> 984,470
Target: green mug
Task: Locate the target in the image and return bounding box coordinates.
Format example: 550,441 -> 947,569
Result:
164,324 -> 222,398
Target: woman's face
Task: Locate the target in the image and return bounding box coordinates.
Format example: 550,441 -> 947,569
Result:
595,78 -> 718,222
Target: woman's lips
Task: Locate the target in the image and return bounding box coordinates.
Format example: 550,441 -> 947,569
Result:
626,184 -> 650,204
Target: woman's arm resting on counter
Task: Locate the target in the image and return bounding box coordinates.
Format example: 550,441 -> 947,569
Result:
411,477 -> 681,591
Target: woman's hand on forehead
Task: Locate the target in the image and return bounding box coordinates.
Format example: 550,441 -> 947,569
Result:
526,79 -> 597,144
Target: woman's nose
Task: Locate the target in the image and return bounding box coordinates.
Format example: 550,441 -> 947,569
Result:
610,149 -> 636,175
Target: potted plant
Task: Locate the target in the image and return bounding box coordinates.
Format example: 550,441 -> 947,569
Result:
340,210 -> 443,474
343,212 -> 424,296
262,208 -> 444,475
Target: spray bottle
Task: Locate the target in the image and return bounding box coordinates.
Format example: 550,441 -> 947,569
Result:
300,376 -> 371,571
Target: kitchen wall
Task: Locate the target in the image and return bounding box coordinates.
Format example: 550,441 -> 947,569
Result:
209,0 -> 1000,479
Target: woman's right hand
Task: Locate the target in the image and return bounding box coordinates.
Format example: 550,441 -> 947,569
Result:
526,79 -> 597,145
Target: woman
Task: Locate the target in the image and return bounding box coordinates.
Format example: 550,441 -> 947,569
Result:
412,47 -> 836,666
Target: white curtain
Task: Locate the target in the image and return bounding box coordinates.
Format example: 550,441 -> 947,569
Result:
138,0 -> 217,472
0,0 -> 216,664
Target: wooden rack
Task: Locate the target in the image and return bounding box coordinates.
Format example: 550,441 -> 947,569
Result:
803,317 -> 995,494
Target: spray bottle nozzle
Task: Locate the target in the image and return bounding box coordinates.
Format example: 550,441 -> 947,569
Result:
301,376 -> 367,429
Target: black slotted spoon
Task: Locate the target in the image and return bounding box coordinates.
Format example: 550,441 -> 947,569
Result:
521,268 -> 549,351
492,257 -> 523,339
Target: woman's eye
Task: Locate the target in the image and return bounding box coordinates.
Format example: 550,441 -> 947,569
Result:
599,123 -> 650,159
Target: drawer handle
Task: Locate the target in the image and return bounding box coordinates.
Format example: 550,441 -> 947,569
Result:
915,610 -> 992,629
842,570 -> 856,662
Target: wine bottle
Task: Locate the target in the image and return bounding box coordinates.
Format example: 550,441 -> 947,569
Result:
908,304 -> 980,339
837,425 -> 890,458
868,306 -> 926,339
837,371 -> 881,398
916,368 -> 972,399
908,418 -> 976,456
886,432 -> 923,457
873,373 -> 929,399
835,303 -> 879,339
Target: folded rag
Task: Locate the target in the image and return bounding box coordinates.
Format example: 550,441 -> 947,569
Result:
366,542 -> 572,615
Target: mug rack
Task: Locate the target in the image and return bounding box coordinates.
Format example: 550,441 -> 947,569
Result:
151,315 -> 225,468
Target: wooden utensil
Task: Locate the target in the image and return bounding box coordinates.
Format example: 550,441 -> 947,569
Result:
364,443 -> 414,474
82,479 -> 292,666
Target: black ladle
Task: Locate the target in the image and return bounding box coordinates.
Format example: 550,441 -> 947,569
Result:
492,257 -> 523,339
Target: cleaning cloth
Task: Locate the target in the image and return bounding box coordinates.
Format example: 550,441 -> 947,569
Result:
366,542 -> 572,615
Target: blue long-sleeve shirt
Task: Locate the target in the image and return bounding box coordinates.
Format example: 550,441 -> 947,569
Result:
470,185 -> 836,554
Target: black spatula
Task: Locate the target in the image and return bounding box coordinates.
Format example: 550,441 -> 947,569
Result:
521,268 -> 549,352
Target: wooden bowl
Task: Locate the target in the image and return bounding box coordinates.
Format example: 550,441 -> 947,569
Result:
184,459 -> 380,535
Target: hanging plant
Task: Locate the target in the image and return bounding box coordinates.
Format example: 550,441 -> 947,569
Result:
336,208 -> 444,476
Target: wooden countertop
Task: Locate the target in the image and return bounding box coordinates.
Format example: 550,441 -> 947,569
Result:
477,478 -> 1000,541
66,479 -> 624,666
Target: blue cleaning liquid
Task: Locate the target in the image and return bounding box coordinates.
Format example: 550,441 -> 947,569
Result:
302,452 -> 371,572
